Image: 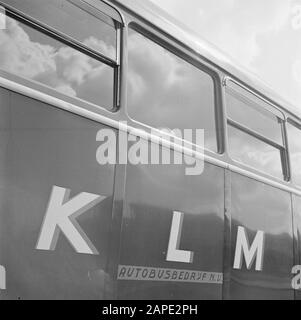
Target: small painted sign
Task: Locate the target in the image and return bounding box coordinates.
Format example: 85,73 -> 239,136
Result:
117,265 -> 223,284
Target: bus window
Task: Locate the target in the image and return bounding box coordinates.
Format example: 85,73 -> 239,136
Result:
226,90 -> 283,145
228,125 -> 283,179
127,28 -> 218,153
287,121 -> 301,186
1,0 -> 118,59
0,0 -> 119,110
226,81 -> 286,180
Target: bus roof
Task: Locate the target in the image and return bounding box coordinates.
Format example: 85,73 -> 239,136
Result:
110,0 -> 301,121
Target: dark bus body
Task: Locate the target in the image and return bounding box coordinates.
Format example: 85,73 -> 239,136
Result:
0,0 -> 300,300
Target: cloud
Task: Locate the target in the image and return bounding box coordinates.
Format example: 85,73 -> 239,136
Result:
150,0 -> 301,109
228,128 -> 283,178
127,30 -> 217,150
127,31 -> 214,120
84,36 -> 116,59
0,18 -> 56,78
55,47 -> 93,86
253,24 -> 301,110
151,0 -> 291,65
293,59 -> 301,86
0,17 -> 114,107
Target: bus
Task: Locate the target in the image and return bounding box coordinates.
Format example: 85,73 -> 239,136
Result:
0,0 -> 300,300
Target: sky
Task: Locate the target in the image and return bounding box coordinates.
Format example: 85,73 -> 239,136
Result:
148,0 -> 301,112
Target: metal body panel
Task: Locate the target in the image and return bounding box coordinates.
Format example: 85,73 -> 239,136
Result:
117,154 -> 225,300
292,196 -> 301,300
228,172 -> 294,300
0,88 -> 116,299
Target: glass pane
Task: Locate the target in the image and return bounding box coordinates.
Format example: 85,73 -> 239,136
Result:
0,16 -> 114,109
128,29 -> 217,152
2,0 -> 117,59
228,125 -> 283,179
226,89 -> 283,145
287,122 -> 301,186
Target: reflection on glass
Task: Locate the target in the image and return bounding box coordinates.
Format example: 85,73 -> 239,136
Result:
287,122 -> 301,186
2,0 -> 117,59
128,29 -> 217,152
0,16 -> 114,108
228,125 -> 283,179
226,90 -> 283,145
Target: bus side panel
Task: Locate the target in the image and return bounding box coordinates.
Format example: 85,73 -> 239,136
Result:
0,88 -> 10,296
0,88 -> 116,299
117,153 -> 225,300
229,172 -> 294,299
293,196 -> 301,300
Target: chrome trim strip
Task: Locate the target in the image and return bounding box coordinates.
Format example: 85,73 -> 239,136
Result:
83,0 -> 124,24
3,5 -> 118,68
224,77 -> 286,120
1,76 -> 301,197
0,76 -> 208,161
227,118 -> 284,150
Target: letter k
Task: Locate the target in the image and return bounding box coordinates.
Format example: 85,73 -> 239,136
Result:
36,186 -> 106,255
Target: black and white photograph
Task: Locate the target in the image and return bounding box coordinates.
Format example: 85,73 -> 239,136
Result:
0,0 -> 300,305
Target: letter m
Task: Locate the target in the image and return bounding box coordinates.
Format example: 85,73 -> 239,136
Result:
233,226 -> 265,271
36,186 -> 106,255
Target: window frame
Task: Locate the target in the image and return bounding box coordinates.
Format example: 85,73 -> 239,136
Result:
0,0 -> 123,111
126,22 -> 223,154
224,77 -> 290,181
286,118 -> 301,187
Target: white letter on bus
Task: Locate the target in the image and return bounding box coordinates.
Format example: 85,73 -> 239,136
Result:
0,265 -> 5,290
233,226 -> 265,271
292,265 -> 301,290
166,211 -> 194,263
36,186 -> 106,255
